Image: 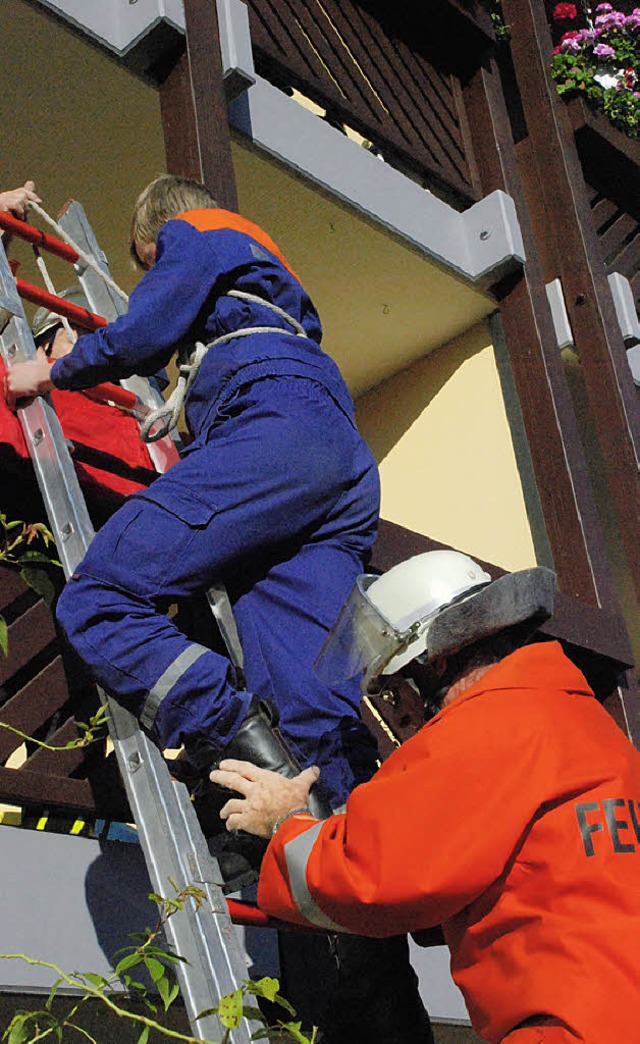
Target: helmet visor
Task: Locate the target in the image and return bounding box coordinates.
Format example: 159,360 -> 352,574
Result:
315,575 -> 418,686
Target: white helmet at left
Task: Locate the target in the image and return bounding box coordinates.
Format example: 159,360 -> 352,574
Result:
315,550 -> 491,687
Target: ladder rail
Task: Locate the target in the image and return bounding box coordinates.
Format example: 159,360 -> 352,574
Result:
0,227 -> 258,1043
59,201 -> 183,474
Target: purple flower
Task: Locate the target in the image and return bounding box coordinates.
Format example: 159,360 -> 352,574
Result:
595,11 -> 627,27
593,42 -> 617,58
625,12 -> 640,26
595,2 -> 613,10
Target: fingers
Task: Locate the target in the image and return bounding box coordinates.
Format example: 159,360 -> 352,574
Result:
215,758 -> 268,781
209,767 -> 255,796
0,182 -> 41,220
218,796 -> 246,822
300,765 -> 321,786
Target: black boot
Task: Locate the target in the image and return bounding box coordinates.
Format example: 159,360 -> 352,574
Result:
204,697 -> 331,893
219,697 -> 331,819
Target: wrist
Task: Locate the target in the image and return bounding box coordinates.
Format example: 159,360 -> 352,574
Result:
271,806 -> 311,837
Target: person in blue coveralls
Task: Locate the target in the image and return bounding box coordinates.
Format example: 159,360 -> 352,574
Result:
6,176 -> 433,1043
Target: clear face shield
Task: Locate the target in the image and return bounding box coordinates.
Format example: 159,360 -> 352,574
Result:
314,575 -> 428,689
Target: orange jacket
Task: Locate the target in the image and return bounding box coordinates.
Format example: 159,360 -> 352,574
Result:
258,642 -> 640,1043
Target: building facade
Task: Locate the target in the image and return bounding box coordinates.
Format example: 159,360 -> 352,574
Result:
0,0 -> 638,1037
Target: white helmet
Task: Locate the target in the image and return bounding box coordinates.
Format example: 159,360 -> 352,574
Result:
316,550 -> 491,686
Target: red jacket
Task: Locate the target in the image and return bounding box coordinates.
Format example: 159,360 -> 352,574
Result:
0,359 -> 156,523
258,642 -> 640,1043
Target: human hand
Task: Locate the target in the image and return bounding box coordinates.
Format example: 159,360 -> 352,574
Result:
0,181 -> 41,220
4,349 -> 54,409
209,759 -> 320,838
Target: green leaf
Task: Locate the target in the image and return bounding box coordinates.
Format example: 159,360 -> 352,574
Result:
115,953 -> 144,977
144,956 -> 166,984
137,1027 -> 150,1044
278,1020 -> 313,1043
195,1007 -> 219,1021
158,974 -> 179,1011
82,971 -> 109,990
218,988 -> 244,1029
46,977 -> 64,1010
0,616 -> 8,657
4,1013 -> 29,1044
19,565 -> 55,607
248,976 -> 281,1004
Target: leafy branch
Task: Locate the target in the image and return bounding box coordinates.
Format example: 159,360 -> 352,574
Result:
0,512 -> 61,656
1,883 -> 318,1044
0,705 -> 109,753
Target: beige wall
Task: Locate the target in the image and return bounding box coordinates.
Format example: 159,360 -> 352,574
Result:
356,321 -> 538,572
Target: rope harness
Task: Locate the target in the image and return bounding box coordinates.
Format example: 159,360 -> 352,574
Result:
139,289 -> 310,443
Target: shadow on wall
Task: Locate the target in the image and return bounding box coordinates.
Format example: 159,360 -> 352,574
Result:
355,320 -> 490,463
84,838 -> 159,988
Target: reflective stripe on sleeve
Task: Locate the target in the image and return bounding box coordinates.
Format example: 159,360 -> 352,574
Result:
283,822 -> 352,932
140,644 -> 210,728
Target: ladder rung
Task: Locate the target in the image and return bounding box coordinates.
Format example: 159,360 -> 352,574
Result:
0,210 -> 79,263
15,278 -> 106,331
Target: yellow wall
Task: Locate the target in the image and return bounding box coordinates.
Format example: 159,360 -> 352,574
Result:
0,0 -> 166,298
356,321 -> 538,572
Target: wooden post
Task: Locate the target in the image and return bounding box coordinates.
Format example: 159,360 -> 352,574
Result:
500,0 -> 640,605
159,0 -> 238,212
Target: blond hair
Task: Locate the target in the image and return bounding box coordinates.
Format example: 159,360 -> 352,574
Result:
130,175 -> 218,266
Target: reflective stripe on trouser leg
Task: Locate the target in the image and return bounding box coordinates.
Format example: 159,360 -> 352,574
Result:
140,644 -> 210,729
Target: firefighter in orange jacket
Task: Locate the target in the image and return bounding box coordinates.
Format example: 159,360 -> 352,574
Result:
211,551 -> 640,1044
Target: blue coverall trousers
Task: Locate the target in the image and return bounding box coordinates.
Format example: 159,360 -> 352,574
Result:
56,376 -> 381,809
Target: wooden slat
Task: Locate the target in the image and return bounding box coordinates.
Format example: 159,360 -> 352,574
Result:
160,0 -> 239,210
245,0 -> 479,202
0,767 -> 96,812
0,569 -> 34,614
334,3 -> 471,182
0,601 -> 57,687
23,718 -> 88,775
598,211 -> 640,267
0,658 -> 72,761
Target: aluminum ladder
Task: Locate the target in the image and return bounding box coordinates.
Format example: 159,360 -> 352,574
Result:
0,202 -> 259,1043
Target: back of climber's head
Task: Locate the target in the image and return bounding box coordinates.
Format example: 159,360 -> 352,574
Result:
130,174 -> 218,270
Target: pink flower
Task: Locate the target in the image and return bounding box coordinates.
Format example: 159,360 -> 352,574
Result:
595,11 -> 627,28
593,42 -> 616,58
595,2 -> 613,11
553,3 -> 578,20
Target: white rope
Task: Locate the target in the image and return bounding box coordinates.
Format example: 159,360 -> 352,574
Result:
28,200 -> 129,305
140,290 -> 309,443
33,248 -> 77,347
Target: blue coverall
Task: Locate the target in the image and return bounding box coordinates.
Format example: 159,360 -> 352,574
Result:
52,209 -> 381,809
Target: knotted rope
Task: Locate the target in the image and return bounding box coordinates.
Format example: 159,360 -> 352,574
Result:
139,289 -> 309,443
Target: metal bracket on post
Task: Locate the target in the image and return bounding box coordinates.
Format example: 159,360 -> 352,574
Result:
216,0 -> 256,101
545,278 -> 575,351
458,190 -> 526,288
607,272 -> 640,387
